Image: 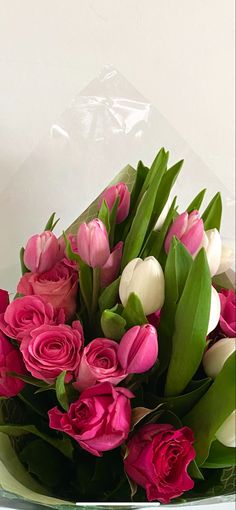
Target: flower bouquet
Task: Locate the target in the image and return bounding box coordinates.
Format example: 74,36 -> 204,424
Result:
0,148 -> 235,506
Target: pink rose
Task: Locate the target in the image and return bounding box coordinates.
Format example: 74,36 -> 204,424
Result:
0,332 -> 26,397
0,295 -> 65,342
20,321 -> 84,383
0,289 -> 9,314
219,288 -> 236,337
100,242 -> 123,288
124,423 -> 195,504
75,338 -> 127,391
48,382 -> 133,456
17,261 -> 78,320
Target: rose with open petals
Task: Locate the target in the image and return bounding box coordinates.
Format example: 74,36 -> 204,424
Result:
17,261 -> 78,320
48,382 -> 133,456
219,289 -> 236,337
0,332 -> 26,397
0,295 -> 65,342
0,289 -> 9,314
20,321 -> 84,382
124,423 -> 195,504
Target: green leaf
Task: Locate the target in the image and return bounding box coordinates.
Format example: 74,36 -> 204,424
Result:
139,148 -> 168,197
122,292 -> 147,329
101,309 -> 126,341
183,351 -> 236,465
188,460 -> 204,480
19,247 -> 29,275
79,262 -> 93,313
187,189 -> 206,212
131,403 -> 166,431
145,196 -> 177,260
98,200 -> 110,234
109,196 -> 120,247
202,192 -> 222,231
8,372 -> 52,388
99,276 -> 121,312
202,440 -> 236,468
0,424 -> 73,459
44,212 -> 60,231
130,160 -> 149,210
55,371 -> 69,411
165,249 -> 211,397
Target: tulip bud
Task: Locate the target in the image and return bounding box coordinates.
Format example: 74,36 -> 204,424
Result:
118,324 -> 158,374
77,219 -> 110,268
216,244 -> 235,275
165,210 -> 204,256
203,337 -> 236,379
24,231 -> 60,273
100,242 -> 123,288
119,257 -> 165,315
99,182 -> 130,224
202,229 -> 222,276
215,410 -> 236,448
207,286 -> 221,335
155,198 -> 171,230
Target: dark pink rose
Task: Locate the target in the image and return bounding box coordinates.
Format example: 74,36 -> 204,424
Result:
17,261 -> 78,320
0,295 -> 65,342
0,331 -> 26,397
0,289 -> 9,314
124,423 -> 195,504
20,321 -> 84,383
219,289 -> 236,337
48,382 -> 133,456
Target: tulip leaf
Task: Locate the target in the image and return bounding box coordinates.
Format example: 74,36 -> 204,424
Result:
139,148 -> 168,198
19,247 -> 29,275
130,160 -> 149,210
99,276 -> 121,312
202,192 -> 222,231
183,351 -> 236,465
202,440 -> 236,468
101,309 -> 126,341
187,189 -> 206,213
98,200 -> 110,234
165,248 -> 211,397
188,460 -> 204,480
122,293 -> 148,328
8,372 -> 52,389
145,196 -> 177,260
109,196 -> 120,247
131,403 -> 166,431
55,371 -> 69,412
0,424 -> 73,459
44,212 -> 60,231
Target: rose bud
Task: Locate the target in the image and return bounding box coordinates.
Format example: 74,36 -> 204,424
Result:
77,219 -> 110,268
124,423 -> 195,503
219,289 -> 236,337
207,286 -> 221,335
119,257 -> 165,315
100,242 -> 123,288
165,210 -> 204,255
118,324 -> 158,374
24,231 -> 60,273
0,332 -> 26,397
216,244 -> 235,275
203,337 -> 236,379
215,410 -> 236,448
202,229 -> 222,276
0,289 -> 9,314
48,382 -> 133,456
99,182 -> 130,224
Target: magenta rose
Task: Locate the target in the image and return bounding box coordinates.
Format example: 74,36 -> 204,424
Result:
0,295 -> 65,342
48,382 -> 133,456
124,423 -> 195,504
0,289 -> 9,314
0,332 -> 26,397
219,288 -> 236,337
17,261 -> 78,319
20,321 -> 84,382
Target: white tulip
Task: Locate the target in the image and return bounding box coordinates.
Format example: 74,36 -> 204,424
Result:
215,244 -> 235,275
207,286 -> 221,335
155,199 -> 171,230
119,256 -> 165,315
215,410 -> 236,447
202,229 -> 222,276
203,337 -> 236,379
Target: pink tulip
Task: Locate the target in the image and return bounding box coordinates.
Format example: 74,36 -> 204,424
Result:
99,182 -> 130,224
100,242 -> 123,288
118,324 -> 158,374
77,219 -> 110,268
24,231 -> 60,273
165,210 -> 204,255
0,289 -> 9,314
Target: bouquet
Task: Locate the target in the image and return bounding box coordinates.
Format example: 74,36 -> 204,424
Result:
0,147 -> 235,505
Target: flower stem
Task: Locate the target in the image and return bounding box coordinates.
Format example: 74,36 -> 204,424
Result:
91,267 -> 101,323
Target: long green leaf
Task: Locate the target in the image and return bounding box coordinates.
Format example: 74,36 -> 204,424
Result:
55,371 -> 69,411
183,352 -> 236,465
122,293 -> 147,329
19,247 -> 29,275
98,200 -> 110,234
145,196 -> 177,260
165,249 -> 211,396
202,192 -> 222,230
99,276 -> 121,312
130,161 -> 149,210
187,189 -> 206,212
202,440 -> 236,468
139,148 -> 167,197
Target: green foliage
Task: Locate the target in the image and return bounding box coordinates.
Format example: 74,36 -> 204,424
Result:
202,192 -> 222,230
122,293 -> 147,328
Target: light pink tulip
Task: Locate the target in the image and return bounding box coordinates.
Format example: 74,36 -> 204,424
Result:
24,231 -> 60,273
77,219 -> 110,268
118,324 -> 158,374
165,210 -> 204,255
99,182 -> 130,224
100,242 -> 123,288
